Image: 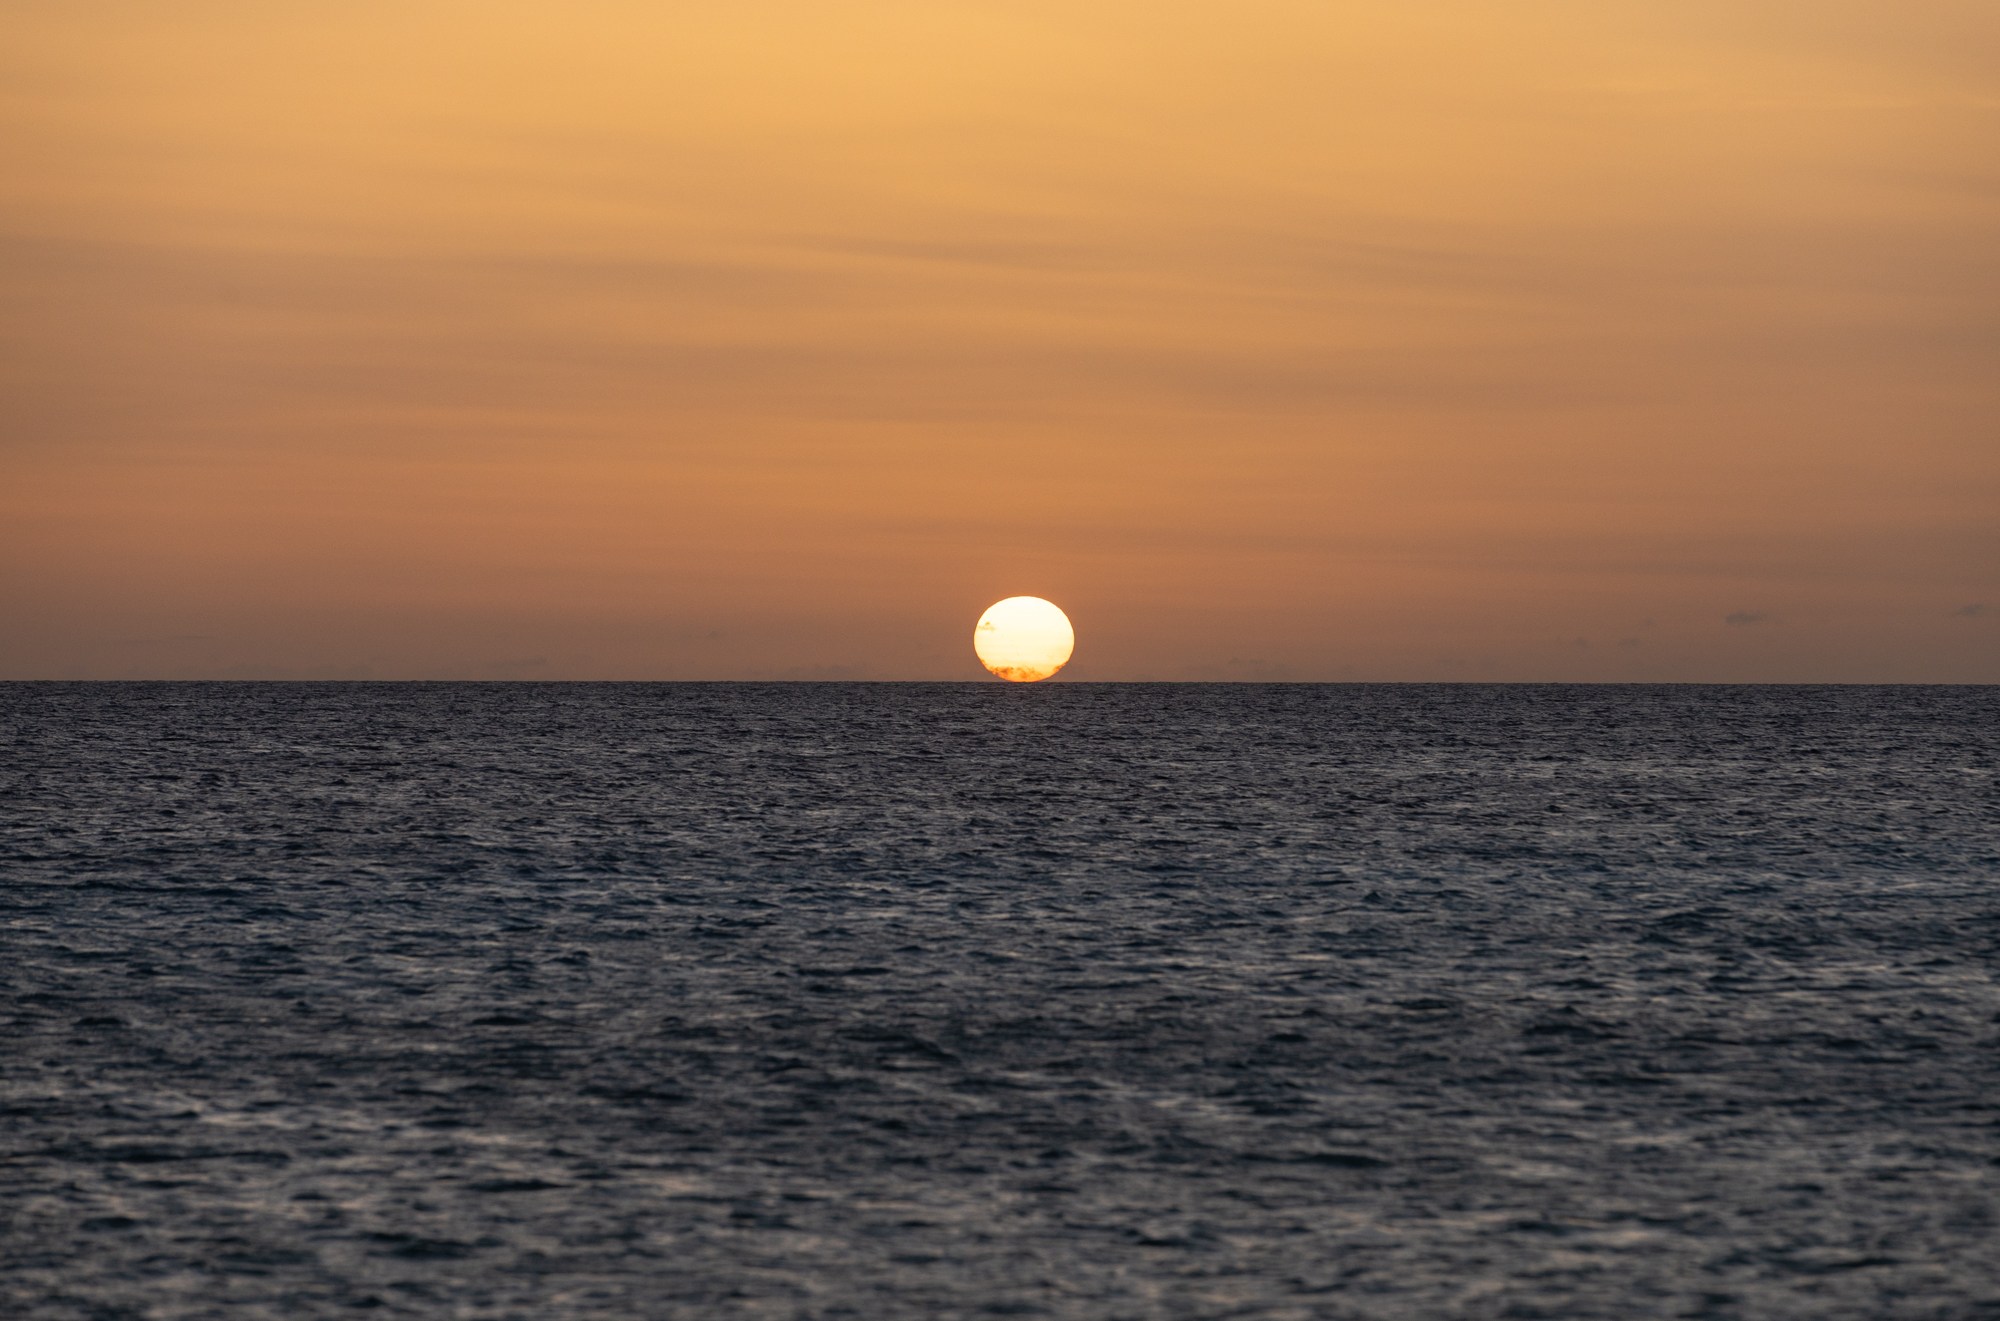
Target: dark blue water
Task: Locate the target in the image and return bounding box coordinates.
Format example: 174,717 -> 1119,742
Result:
3,683 -> 1998,1319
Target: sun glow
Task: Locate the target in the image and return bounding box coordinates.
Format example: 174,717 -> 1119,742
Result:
974,597 -> 1074,683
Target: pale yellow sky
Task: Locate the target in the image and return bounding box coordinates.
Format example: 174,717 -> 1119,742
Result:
2,1 -> 1995,679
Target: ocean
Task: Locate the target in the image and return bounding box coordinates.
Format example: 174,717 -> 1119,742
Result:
3,682 -> 1997,1318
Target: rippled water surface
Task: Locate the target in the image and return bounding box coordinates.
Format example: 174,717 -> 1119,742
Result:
4,682 -> 1999,1319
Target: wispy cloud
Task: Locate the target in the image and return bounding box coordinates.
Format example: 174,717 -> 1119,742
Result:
1724,611 -> 1769,626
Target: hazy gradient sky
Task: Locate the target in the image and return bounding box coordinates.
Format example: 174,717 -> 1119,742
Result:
3,1 -> 1996,680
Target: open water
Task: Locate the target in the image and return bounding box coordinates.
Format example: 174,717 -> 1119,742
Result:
3,682 -> 1998,1319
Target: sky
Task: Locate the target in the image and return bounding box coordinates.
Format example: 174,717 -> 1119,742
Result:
2,0 -> 1995,680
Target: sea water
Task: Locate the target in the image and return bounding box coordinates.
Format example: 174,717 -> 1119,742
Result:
3,683 -> 1997,1318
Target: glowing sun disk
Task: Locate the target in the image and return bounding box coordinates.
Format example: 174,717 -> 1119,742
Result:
974,596 -> 1074,682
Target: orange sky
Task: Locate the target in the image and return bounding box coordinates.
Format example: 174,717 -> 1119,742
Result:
3,1 -> 1995,680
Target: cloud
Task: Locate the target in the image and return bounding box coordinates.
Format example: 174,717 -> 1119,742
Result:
768,663 -> 870,680
1191,656 -> 1297,681
1952,603 -> 1989,617
1723,611 -> 1769,626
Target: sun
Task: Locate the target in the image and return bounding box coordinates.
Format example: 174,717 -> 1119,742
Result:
974,596 -> 1075,683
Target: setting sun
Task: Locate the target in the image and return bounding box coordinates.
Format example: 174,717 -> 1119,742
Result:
974,597 -> 1074,683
